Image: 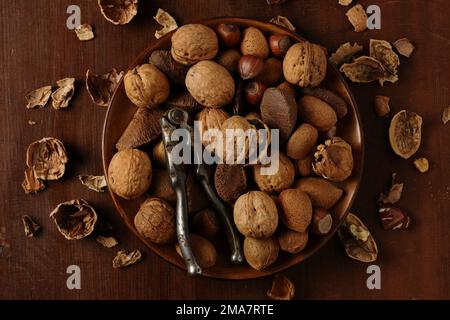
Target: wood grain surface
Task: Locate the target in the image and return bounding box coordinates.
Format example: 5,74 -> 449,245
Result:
0,0 -> 449,300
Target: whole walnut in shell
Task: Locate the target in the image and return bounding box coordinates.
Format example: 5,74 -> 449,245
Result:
171,24 -> 219,65
244,236 -> 279,270
108,149 -> 152,199
186,61 -> 235,108
196,108 -> 230,150
134,198 -> 176,244
234,191 -> 279,238
283,42 -> 327,87
253,153 -> 295,194
98,0 -> 138,25
124,64 -> 170,108
219,115 -> 255,162
313,137 -> 354,182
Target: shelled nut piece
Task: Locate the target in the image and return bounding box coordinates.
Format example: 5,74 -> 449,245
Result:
233,191 -> 279,238
124,63 -> 170,108
312,137 -> 354,182
171,24 -> 218,65
283,42 -> 327,87
134,198 -> 176,244
108,149 -> 152,199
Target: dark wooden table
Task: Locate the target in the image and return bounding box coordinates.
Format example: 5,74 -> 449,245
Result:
1,0 -> 449,300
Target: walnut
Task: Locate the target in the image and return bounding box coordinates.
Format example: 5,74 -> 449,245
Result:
278,189 -> 312,233
107,149 -> 152,199
51,78 -> 75,110
134,198 -> 176,244
313,137 -> 354,182
124,64 -> 169,108
283,42 -> 327,87
185,61 -> 235,108
369,39 -> 400,85
98,0 -> 138,25
153,8 -> 178,39
49,199 -> 98,240
171,24 -> 218,65
253,153 -> 295,194
26,137 -> 68,181
240,27 -> 270,59
233,191 -> 278,238
243,236 -> 279,270
196,108 -> 230,150
86,69 -> 124,107
345,4 -> 368,32
25,85 -> 52,109
219,115 -> 254,162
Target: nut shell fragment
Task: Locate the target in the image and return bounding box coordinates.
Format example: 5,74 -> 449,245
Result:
267,274 -> 295,300
370,39 -> 400,85
49,199 -> 98,240
96,235 -> 118,248
340,56 -> 385,83
98,0 -> 138,25
78,175 -> 107,192
413,158 -> 429,173
330,42 -> 363,67
442,106 -> 450,125
393,38 -> 415,58
389,110 -> 422,159
26,137 -> 68,181
25,85 -> 52,109
22,167 -> 45,194
374,95 -> 390,117
153,8 -> 178,39
86,69 -> 124,107
345,4 -> 367,32
51,78 -> 76,110
338,213 -> 378,262
112,249 -> 142,268
269,16 -> 296,31
22,215 -> 41,238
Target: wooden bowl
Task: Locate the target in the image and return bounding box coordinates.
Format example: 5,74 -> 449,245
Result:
102,17 -> 364,279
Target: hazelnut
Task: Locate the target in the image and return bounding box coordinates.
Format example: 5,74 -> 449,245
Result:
283,42 -> 327,87
176,234 -> 217,268
192,209 -> 221,239
286,124 -> 319,160
278,189 -> 312,232
216,49 -> 241,75
313,137 -> 354,182
253,153 -> 295,194
196,108 -> 230,150
269,34 -> 292,58
243,236 -> 279,270
296,155 -> 314,177
214,164 -> 248,203
294,177 -> 343,209
152,140 -> 167,167
278,229 -> 308,254
240,27 -> 270,59
134,198 -> 176,244
186,60 -> 235,108
311,208 -> 333,235
244,81 -> 267,106
233,191 -> 279,238
238,55 -> 264,80
216,23 -> 241,48
124,64 -> 170,108
171,24 -> 219,65
298,96 -> 338,132
255,57 -> 284,86
108,149 -> 152,200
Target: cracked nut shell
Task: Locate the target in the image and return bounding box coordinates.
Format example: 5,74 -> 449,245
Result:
26,137 -> 68,181
313,137 -> 354,182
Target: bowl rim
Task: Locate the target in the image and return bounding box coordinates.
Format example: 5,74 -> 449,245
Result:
102,16 -> 364,280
